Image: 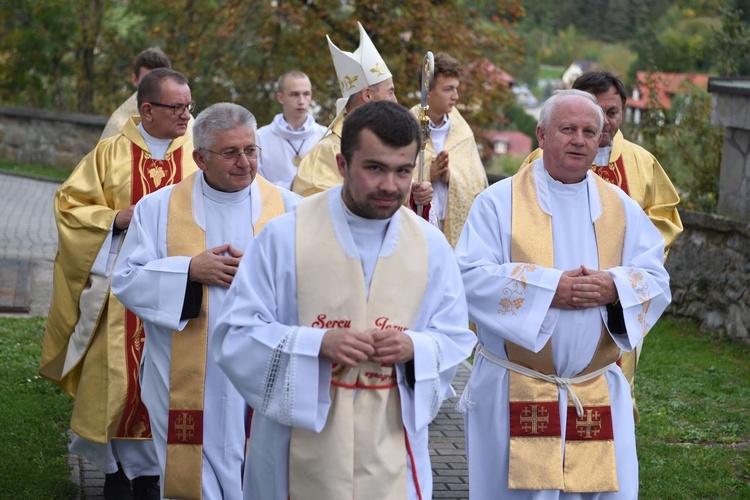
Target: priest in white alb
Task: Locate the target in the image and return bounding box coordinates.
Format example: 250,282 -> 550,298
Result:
214,101 -> 476,500
111,102 -> 300,499
455,89 -> 671,499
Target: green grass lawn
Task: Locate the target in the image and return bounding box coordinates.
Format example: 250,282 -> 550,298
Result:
538,64 -> 565,80
0,314 -> 747,497
0,158 -> 72,182
637,316 -> 750,498
0,317 -> 76,499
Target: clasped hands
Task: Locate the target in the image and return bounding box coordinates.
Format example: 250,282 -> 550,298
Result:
188,244 -> 243,288
320,328 -> 414,367
551,265 -> 619,310
430,150 -> 450,184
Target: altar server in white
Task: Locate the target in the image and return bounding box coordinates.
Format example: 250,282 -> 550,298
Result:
256,70 -> 327,189
214,100 -> 476,500
455,89 -> 671,499
112,102 -> 300,499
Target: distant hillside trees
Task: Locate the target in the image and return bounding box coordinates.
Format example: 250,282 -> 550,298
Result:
0,0 -> 524,128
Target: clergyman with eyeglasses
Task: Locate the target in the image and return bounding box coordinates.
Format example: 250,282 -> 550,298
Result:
40,67 -> 198,499
111,102 -> 301,499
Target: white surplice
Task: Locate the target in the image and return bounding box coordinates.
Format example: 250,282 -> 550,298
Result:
454,161 -> 671,499
256,113 -> 327,190
213,185 -> 476,500
111,171 -> 301,499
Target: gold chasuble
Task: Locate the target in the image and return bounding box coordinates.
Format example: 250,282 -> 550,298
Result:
408,105 -> 488,247
40,118 -> 196,444
163,173 -> 285,499
504,166 -> 624,492
291,193 -> 429,500
292,113 -> 345,196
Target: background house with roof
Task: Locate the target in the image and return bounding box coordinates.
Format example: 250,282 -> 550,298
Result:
561,60 -> 600,88
626,71 -> 710,124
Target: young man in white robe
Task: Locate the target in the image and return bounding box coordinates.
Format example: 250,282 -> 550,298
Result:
455,89 -> 671,499
256,70 -> 327,189
111,102 -> 300,500
214,100 -> 476,500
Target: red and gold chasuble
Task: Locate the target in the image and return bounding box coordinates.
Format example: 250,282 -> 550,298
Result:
592,156 -> 641,419
116,145 -> 186,439
162,173 -> 285,499
505,165 -> 625,492
291,192 -> 429,500
592,155 -> 630,196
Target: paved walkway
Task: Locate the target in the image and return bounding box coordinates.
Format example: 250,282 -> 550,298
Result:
1,171 -> 473,499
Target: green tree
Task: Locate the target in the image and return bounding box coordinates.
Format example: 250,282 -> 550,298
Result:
712,5 -> 750,75
0,0 -> 525,133
0,1 -> 80,110
630,7 -> 720,74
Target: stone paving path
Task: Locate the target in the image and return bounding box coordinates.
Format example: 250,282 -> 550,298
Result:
0,172 -> 473,499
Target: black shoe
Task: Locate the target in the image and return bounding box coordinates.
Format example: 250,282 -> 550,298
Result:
132,475 -> 160,500
104,463 -> 133,500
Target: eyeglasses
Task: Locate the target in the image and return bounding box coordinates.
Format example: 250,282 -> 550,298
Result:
149,101 -> 196,115
203,146 -> 261,161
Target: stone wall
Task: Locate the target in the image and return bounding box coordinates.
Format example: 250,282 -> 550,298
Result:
709,77 -> 750,222
666,210 -> 750,344
0,106 -> 106,168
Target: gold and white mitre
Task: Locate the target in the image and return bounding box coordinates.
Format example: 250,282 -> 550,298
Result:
327,22 -> 392,113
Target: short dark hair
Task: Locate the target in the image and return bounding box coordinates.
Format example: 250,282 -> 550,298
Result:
433,53 -> 463,80
277,70 -> 309,93
134,48 -> 171,79
341,101 -> 421,164
137,68 -> 189,110
572,71 -> 627,108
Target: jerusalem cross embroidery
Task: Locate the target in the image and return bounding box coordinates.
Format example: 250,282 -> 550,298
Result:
521,405 -> 550,434
576,409 -> 603,438
565,406 -> 614,441
175,413 -> 195,441
168,409 -> 203,444
510,402 -> 560,437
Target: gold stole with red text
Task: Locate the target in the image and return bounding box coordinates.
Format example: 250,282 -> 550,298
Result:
505,165 -> 624,492
290,192 -> 428,500
163,173 -> 285,499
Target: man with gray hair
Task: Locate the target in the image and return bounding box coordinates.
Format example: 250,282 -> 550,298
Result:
112,102 -> 300,499
455,89 -> 671,498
